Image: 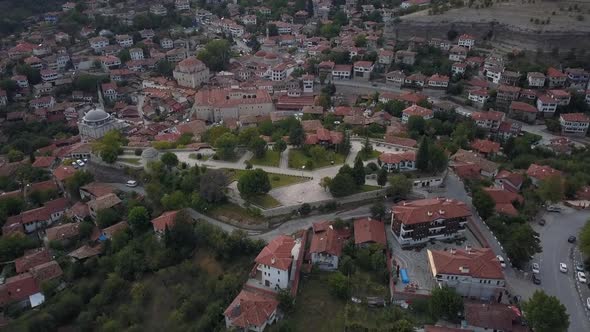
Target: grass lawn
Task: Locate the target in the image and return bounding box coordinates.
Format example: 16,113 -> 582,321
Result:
288,149 -> 346,169
245,194 -> 281,209
225,169 -> 308,189
360,184 -> 381,193
117,157 -> 141,165
249,150 -> 280,167
207,202 -> 267,225
358,150 -> 381,161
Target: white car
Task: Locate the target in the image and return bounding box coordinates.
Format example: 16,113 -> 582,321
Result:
76,159 -> 85,167
126,180 -> 138,187
587,297 -> 590,310
560,263 -> 568,273
496,255 -> 506,268
578,272 -> 587,283
532,263 -> 540,274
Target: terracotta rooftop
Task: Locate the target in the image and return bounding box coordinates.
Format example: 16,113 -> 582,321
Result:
45,223 -> 80,242
392,198 -> 471,225
470,139 -> 500,154
428,247 -> 504,279
52,166 -> 77,182
354,217 -> 386,246
30,260 -> 63,284
255,235 -> 295,271
402,104 -> 433,118
224,288 -> 279,329
15,248 -> 51,274
510,101 -> 537,113
526,163 -> 562,181
379,151 -> 416,164
151,210 -> 179,232
464,302 -> 522,331
471,111 -> 504,122
80,182 -> 115,198
309,222 -> 350,257
560,112 -> 589,122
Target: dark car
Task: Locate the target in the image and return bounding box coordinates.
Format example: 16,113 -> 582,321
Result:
532,273 -> 541,285
568,236 -> 577,243
538,219 -> 546,226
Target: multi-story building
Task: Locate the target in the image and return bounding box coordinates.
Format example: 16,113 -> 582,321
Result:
546,67 -> 567,88
160,38 -> 174,49
175,0 -> 190,11
509,101 -> 537,123
391,198 -> 471,247
302,75 -> 314,93
536,95 -> 558,117
427,247 -> 505,301
457,34 -> 476,49
526,163 -> 562,186
378,49 -> 394,66
353,61 -> 374,80
379,151 -> 416,172
129,48 -> 144,61
451,62 -> 467,76
548,89 -> 571,106
386,70 -> 405,86
427,74 -> 449,88
224,289 -> 279,332
496,84 -> 521,109
401,104 -> 433,123
468,89 -> 489,105
331,64 -> 352,80
255,235 -> 300,290
192,88 -> 274,122
499,70 -> 520,86
172,57 -> 210,88
449,46 -> 468,62
40,69 -> 60,83
565,67 -> 589,89
89,36 -> 109,53
471,111 -> 505,131
309,221 -> 350,270
485,65 -> 503,84
115,34 -> 133,48
527,72 -> 546,88
150,4 -> 167,16
394,50 -> 416,65
559,113 -> 590,137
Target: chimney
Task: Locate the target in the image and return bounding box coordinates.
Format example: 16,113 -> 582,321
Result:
427,211 -> 433,216
271,257 -> 275,264
466,245 -> 472,254
450,248 -> 456,255
439,209 -> 445,215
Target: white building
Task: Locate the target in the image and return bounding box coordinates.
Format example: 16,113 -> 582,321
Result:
536,95 -> 558,117
254,235 -> 300,291
468,89 -> 489,105
89,36 -> 109,53
428,247 -> 505,301
78,108 -> 126,140
457,34 -> 476,49
309,222 -> 348,270
559,113 -> 590,137
115,34 -> 133,48
129,48 -> 144,61
173,57 -> 210,88
527,72 -> 546,88
379,152 -> 416,172
150,4 -> 167,16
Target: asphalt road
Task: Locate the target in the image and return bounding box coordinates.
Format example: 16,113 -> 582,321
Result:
533,209 -> 590,332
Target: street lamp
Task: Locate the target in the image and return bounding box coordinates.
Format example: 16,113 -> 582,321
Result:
301,165 -> 305,177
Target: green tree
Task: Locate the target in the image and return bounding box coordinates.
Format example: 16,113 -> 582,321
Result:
370,201 -> 386,220
354,34 -> 367,47
408,116 -> 426,135
377,168 -> 388,187
93,130 -> 127,164
428,144 -> 448,173
199,169 -> 228,203
289,126 -> 305,147
329,173 -> 356,197
352,156 -> 366,186
161,191 -> 188,210
429,285 -> 463,322
416,137 -> 430,172
249,136 -> 267,158
537,175 -> 564,203
65,170 -> 94,198
238,169 -> 271,196
96,208 -> 119,228
127,206 -> 150,234
522,290 -> 569,332
0,233 -> 37,261
320,176 -> 332,191
277,289 -> 295,313
472,189 -> 495,220
505,223 -> 541,268
215,133 -> 238,160
580,221 -> 590,257
328,271 -> 349,300
197,39 -> 231,71
155,60 -> 174,77
273,139 -> 287,152
238,127 -> 259,146
387,174 -> 412,199
308,145 -> 327,163
203,126 -> 230,144
160,152 -> 179,169
361,136 -> 373,159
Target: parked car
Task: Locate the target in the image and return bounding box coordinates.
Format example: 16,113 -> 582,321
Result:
568,236 -> 577,243
76,159 -> 85,167
576,264 -> 585,272
538,219 -> 546,226
546,205 -> 561,212
532,273 -> 541,285
126,180 -> 138,187
587,297 -> 590,310
532,263 -> 540,274
560,263 -> 568,273
578,272 -> 587,283
497,255 -> 506,268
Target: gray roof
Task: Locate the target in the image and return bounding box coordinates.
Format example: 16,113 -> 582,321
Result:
83,108 -> 109,122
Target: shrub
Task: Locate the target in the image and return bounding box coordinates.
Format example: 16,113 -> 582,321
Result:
134,148 -> 142,156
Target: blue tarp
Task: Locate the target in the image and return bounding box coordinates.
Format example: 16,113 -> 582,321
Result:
400,269 -> 410,284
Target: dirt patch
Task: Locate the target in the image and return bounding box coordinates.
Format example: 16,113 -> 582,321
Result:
193,251 -> 224,277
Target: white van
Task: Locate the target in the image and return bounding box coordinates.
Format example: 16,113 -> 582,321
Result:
126,180 -> 138,187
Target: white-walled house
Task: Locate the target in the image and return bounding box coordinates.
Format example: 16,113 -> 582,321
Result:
255,235 -> 300,291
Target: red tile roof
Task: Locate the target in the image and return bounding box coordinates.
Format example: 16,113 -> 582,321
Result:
45,223 -> 80,242
52,166 -> 77,182
309,222 -> 350,256
29,180 -> 58,193
0,273 -> 39,306
526,164 -> 562,181
31,156 -> 55,168
425,326 -> 472,332
379,151 -> 416,164
464,303 -> 521,331
510,101 -> 537,113
15,248 -> 51,274
470,139 -> 500,154
560,112 -> 589,123
151,210 -> 179,232
224,289 -> 279,329
495,170 -> 524,190
471,111 -> 504,121
546,67 -> 566,78
392,198 -> 471,225
483,187 -> 524,217
255,235 -> 295,271
30,260 -> 63,284
428,247 -> 504,279
403,104 -> 433,118
354,218 -> 386,246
